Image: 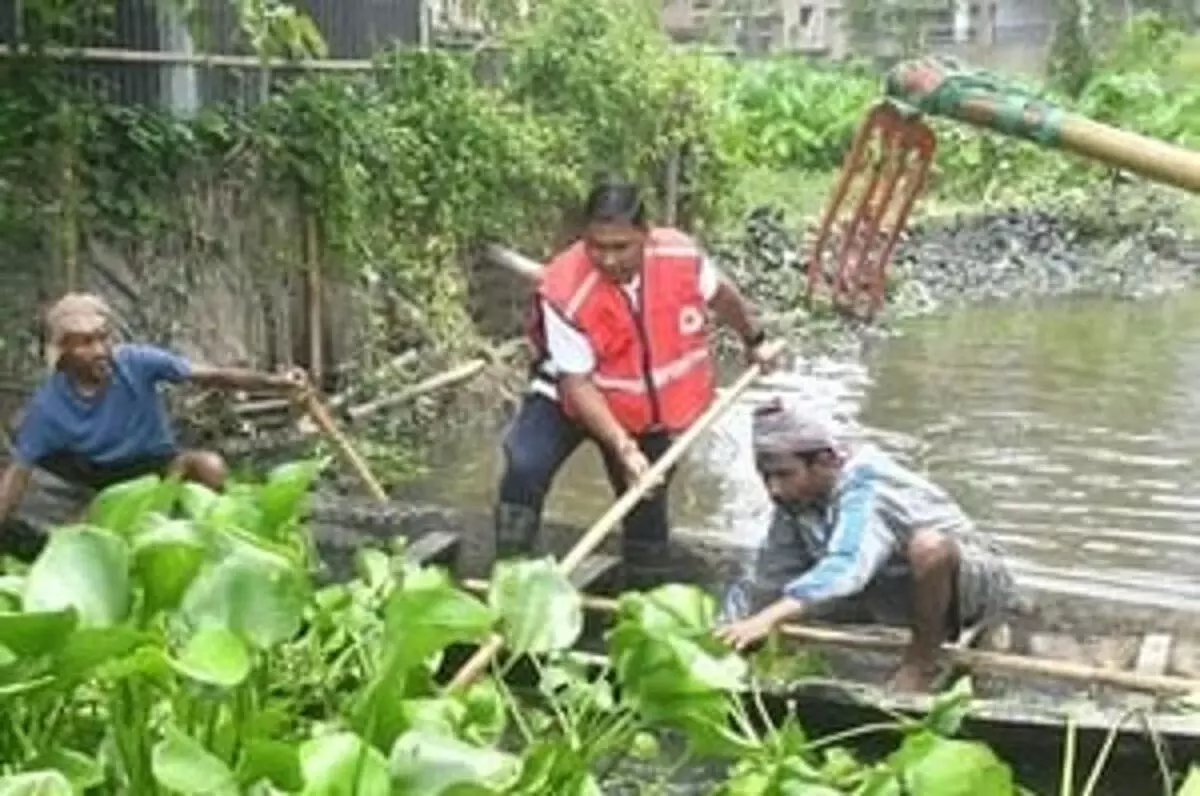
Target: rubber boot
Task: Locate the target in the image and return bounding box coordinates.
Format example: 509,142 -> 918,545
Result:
621,539 -> 673,592
494,501 -> 542,561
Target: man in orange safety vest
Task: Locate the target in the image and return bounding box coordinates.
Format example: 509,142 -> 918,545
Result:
495,177 -> 779,588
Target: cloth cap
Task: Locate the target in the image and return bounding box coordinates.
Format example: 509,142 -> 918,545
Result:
751,397 -> 842,457
45,292 -> 111,346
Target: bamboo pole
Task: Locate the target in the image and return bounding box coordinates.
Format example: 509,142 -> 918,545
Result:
664,148 -> 681,228
458,579 -> 1200,697
0,43 -> 746,72
886,59 -> 1200,196
0,44 -> 378,71
299,390 -> 389,502
445,340 -> 786,693
947,98 -> 1200,195
59,105 -> 80,294
304,213 -> 324,388
291,340 -> 522,434
1057,114 -> 1200,195
346,360 -> 488,422
482,243 -> 542,281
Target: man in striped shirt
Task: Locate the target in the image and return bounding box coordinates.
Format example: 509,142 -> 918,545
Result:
716,399 -> 1015,692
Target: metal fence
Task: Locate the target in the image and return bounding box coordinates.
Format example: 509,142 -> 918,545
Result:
0,0 -> 422,109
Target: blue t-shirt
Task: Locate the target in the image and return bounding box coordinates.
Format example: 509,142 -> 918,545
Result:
13,343 -> 193,467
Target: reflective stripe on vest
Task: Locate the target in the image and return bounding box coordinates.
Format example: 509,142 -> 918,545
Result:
591,347 -> 710,394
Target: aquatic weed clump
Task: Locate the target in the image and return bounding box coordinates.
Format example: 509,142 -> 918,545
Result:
3,466 -> 1194,793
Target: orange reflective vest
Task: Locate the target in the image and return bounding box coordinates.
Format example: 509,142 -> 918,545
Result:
529,227 -> 716,434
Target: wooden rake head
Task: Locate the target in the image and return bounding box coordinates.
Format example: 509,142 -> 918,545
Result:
804,100 -> 937,321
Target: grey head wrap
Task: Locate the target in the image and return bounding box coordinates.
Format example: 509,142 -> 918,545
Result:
751,397 -> 844,457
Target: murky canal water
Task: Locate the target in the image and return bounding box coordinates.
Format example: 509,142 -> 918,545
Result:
408,289 -> 1200,613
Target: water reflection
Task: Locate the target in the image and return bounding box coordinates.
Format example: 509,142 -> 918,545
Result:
410,289 -> 1200,609
858,290 -> 1200,610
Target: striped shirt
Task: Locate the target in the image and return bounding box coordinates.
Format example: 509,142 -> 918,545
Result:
751,444 -> 983,616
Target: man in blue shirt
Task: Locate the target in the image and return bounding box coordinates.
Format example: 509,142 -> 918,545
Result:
716,399 -> 1015,693
0,292 -> 308,525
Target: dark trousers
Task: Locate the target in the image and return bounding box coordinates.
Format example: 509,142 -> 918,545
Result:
37,450 -> 179,492
497,393 -> 676,557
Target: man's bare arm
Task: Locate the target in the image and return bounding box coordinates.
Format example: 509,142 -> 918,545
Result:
708,276 -> 764,347
186,365 -> 304,394
559,374 -> 636,456
0,464 -> 32,526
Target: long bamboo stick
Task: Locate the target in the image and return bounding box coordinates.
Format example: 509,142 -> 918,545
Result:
445,340 -> 785,693
955,98 -> 1200,195
300,391 -> 389,502
0,43 -> 747,72
884,59 -> 1200,196
458,578 -> 1200,697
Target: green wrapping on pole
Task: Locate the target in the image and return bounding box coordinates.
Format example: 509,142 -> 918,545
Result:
884,56 -> 1066,146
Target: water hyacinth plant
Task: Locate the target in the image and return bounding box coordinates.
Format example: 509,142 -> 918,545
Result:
0,461 -> 1197,795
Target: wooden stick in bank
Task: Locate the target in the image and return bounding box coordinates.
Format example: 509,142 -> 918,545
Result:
445,339 -> 786,693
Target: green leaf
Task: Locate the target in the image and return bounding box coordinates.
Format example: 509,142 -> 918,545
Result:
350,570 -> 492,749
0,771 -> 74,796
0,609 -> 78,658
389,730 -> 520,795
383,567 -> 495,672
237,739 -> 304,792
152,726 -> 239,795
0,575 -> 25,604
609,586 -> 754,756
398,698 -> 467,737
257,460 -> 319,537
197,491 -> 264,538
30,748 -> 104,792
459,678 -> 507,745
298,732 -> 390,796
178,547 -> 306,649
1178,765 -> 1200,796
629,731 -> 660,761
54,626 -> 153,682
508,741 -> 602,796
23,526 -> 131,627
488,558 -> 582,654
132,516 -> 207,615
170,627 -> 251,687
889,732 -> 1014,796
632,583 -> 718,634
355,548 -> 393,593
924,676 -> 973,737
86,474 -> 176,534
180,482 -> 220,519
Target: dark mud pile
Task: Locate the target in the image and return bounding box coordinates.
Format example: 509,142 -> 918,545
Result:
712,188 -> 1200,328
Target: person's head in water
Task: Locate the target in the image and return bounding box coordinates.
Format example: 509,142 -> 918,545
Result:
45,292 -> 114,388
581,178 -> 648,285
751,399 -> 844,509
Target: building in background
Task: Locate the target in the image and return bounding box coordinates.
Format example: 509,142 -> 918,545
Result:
659,0 -> 1056,69
661,0 -> 840,54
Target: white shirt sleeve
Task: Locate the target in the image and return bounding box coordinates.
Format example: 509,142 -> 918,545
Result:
542,300 -> 596,375
699,256 -> 722,303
